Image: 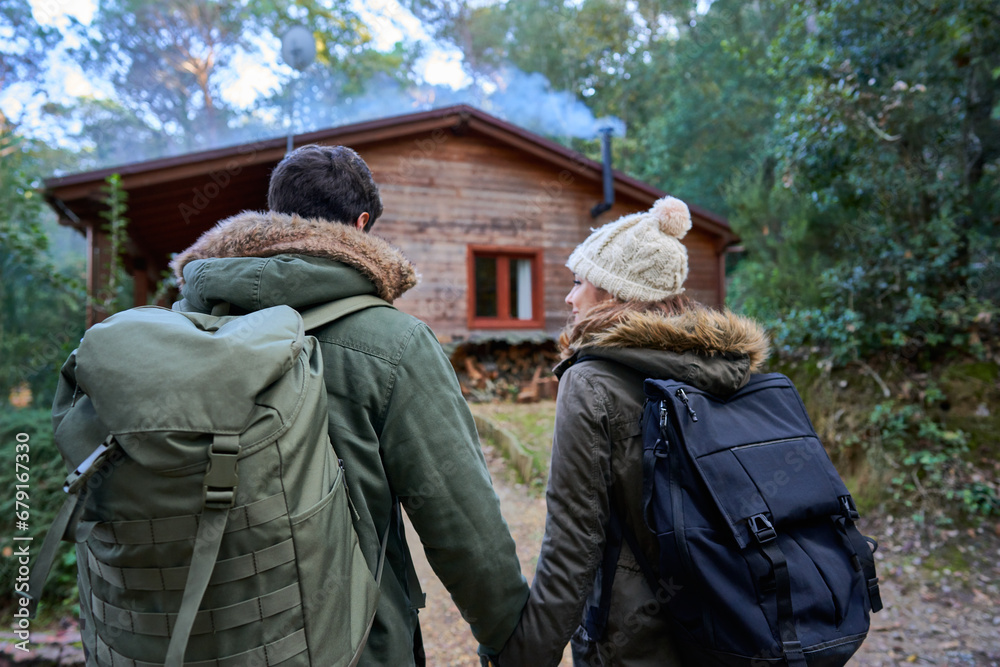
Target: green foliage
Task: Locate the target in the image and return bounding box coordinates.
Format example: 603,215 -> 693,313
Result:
0,409 -> 79,615
0,123 -> 85,408
630,0 -> 787,213
956,482 -> 1000,517
68,0 -> 250,158
859,394 -> 998,518
779,355 -> 998,522
726,0 -> 1000,364
726,158 -> 834,332
90,173 -> 132,318
407,0 -> 784,212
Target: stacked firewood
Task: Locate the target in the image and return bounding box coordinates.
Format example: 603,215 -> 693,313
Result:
450,339 -> 561,403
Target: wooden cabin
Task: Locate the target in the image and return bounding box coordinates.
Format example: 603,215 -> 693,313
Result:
44,105 -> 737,340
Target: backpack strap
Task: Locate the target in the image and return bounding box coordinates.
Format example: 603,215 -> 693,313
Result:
583,504 -> 624,640
576,361 -> 709,646
375,521 -> 390,583
300,294 -> 393,331
205,295 -> 392,331
835,496 -> 883,613
584,502 -> 672,643
301,297 -> 415,606
619,516 -> 663,598
847,530 -> 883,613
165,434 -> 241,667
301,295 -> 412,602
751,521 -> 808,667
23,435 -> 120,617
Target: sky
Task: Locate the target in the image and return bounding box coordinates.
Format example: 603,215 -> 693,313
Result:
7,0 -> 634,166
14,0 -> 470,118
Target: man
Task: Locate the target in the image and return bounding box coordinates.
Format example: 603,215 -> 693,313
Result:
170,144 -> 528,666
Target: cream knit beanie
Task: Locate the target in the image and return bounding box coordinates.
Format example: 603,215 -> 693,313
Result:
566,196 -> 691,301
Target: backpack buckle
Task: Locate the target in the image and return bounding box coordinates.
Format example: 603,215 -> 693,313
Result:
203,436 -> 240,509
839,495 -> 860,521
748,513 -> 777,543
64,436 -> 119,494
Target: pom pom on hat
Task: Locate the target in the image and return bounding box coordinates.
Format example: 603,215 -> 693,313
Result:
566,195 -> 693,302
651,196 -> 691,239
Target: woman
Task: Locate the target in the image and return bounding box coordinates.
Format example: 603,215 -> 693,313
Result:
497,196 -> 769,666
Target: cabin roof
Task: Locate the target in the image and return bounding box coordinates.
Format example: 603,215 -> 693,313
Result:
44,104 -> 736,263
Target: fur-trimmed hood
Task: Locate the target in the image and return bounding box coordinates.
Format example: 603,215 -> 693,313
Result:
171,210 -> 418,303
572,307 -> 770,371
556,304 -> 770,396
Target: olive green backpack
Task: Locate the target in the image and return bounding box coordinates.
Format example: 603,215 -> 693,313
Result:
26,296 -> 391,667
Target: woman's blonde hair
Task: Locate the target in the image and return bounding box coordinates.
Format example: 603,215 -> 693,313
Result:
559,294 -> 697,358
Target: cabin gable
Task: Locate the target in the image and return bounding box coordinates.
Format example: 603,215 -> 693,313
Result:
44,105 -> 736,336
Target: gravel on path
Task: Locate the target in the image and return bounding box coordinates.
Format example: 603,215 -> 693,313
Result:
410,446 -> 1000,667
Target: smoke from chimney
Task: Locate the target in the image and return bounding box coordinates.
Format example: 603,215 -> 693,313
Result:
72,66 -> 625,171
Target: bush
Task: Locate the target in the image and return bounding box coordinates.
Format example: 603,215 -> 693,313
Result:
725,0 -> 1000,367
787,358 -> 1000,522
0,408 -> 79,617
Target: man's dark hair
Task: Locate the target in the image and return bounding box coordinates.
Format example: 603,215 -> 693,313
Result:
268,144 -> 383,230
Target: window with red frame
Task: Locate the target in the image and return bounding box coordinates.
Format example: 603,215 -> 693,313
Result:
467,246 -> 544,329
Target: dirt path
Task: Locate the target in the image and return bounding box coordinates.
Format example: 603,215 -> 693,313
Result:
411,446 -> 1000,667
405,443 -> 572,666
846,517 -> 1000,666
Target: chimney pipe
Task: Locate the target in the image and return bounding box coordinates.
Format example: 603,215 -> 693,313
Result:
591,127 -> 615,218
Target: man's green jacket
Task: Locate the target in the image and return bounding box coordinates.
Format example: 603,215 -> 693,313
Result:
172,211 -> 528,666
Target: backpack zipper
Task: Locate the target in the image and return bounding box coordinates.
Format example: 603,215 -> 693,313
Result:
675,388 -> 699,422
655,400 -> 671,457
661,400 -> 707,638
730,437 -> 803,451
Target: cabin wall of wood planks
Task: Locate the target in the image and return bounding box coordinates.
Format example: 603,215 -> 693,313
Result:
356,130 -> 724,341
50,106 -> 732,331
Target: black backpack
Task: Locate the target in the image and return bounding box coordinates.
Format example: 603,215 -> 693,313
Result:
589,372 -> 882,667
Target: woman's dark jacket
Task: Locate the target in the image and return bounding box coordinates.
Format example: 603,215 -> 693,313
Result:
500,305 -> 769,666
